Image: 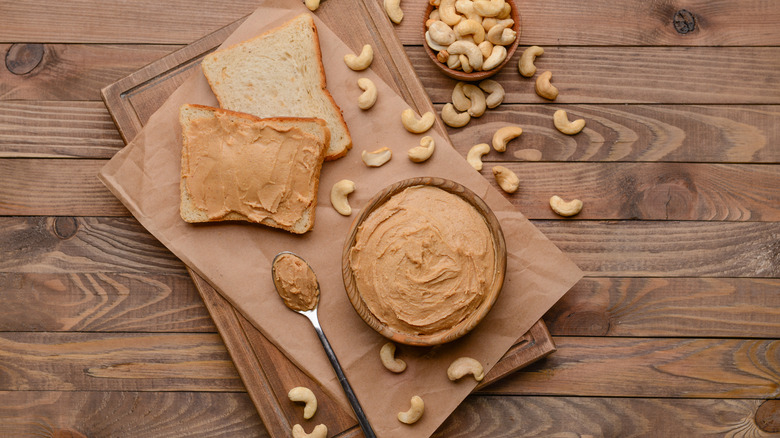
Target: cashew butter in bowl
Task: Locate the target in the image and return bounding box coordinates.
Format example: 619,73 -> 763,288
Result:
342,177 -> 507,346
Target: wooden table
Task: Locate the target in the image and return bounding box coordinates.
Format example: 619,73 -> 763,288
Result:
1,1 -> 779,436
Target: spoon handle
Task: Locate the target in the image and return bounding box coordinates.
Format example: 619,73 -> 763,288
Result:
306,311 -> 376,438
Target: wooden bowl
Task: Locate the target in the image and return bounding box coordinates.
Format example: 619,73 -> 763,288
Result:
342,177 -> 507,346
423,0 -> 521,81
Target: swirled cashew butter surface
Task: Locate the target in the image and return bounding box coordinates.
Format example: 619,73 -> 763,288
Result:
349,185 -> 496,335
273,253 -> 320,312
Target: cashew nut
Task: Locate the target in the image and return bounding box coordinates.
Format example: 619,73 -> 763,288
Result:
398,396 -> 424,424
438,0 -> 461,26
473,0 -> 505,17
452,82 -> 471,112
330,179 -> 355,216
357,78 -> 377,110
454,19 -> 485,45
492,125 -> 522,152
515,148 -> 542,161
436,50 -> 450,63
428,21 -> 457,46
535,71 -> 559,100
425,31 -> 449,52
466,143 -> 490,171
482,45 -> 507,71
401,109 -> 435,134
408,136 -> 435,163
478,40 -> 494,59
447,357 -> 485,382
379,342 -> 407,372
288,387 -> 318,419
479,79 -> 504,108
553,109 -> 586,135
447,40 -> 483,71
362,147 -> 392,167
486,19 -> 516,45
384,0 -> 403,24
429,8 -> 440,21
481,17 -> 498,32
550,195 -> 583,217
441,103 -> 470,128
344,44 -> 373,71
446,52 -> 462,69
455,0 -> 482,22
459,54 -> 473,73
462,84 -> 486,117
497,1 -> 511,18
292,424 -> 327,438
492,166 -> 520,193
518,45 -> 544,77
304,0 -> 320,11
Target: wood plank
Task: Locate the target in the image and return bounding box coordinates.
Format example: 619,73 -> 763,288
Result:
0,101 -> 124,158
2,217 -> 777,277
445,104 -> 780,164
414,46 -> 780,104
545,277 -> 780,338
3,274 -> 777,339
0,391 -> 265,438
394,0 -> 780,47
0,44 -> 176,101
0,332 -> 243,392
433,396 -> 775,437
0,273 -> 214,333
3,0 -> 780,46
482,337 -> 780,399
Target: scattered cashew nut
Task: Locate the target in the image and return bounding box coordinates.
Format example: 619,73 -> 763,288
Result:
492,125 -> 522,152
518,45 -> 544,77
462,84 -> 486,117
292,424 -> 328,438
330,179 -> 355,216
398,396 -> 425,424
401,108 -> 435,133
384,0 -> 403,24
479,79 -> 504,108
441,103 -> 471,128
357,78 -> 377,110
408,136 -> 435,163
553,109 -> 586,135
304,0 -> 320,11
379,342 -> 407,373
288,387 -> 318,419
515,148 -> 542,161
466,143 -> 490,171
492,166 -> 520,193
447,357 -> 485,382
452,82 -> 471,112
550,195 -> 583,217
535,70 -> 559,100
482,45 -> 507,71
362,147 -> 392,167
344,44 -> 373,71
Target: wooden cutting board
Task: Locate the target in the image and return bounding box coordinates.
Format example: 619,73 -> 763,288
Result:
101,1 -> 556,436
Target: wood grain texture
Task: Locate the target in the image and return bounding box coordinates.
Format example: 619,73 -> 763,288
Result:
545,277 -> 780,338
0,273 -> 214,332
0,44 -> 176,101
445,104 -> 780,163
0,101 -> 124,158
483,337 -> 780,399
433,396 -> 774,437
415,46 -> 780,104
0,332 -> 243,392
0,391 -> 265,438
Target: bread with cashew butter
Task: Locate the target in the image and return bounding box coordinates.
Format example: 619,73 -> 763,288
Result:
179,104 -> 330,234
201,13 -> 352,160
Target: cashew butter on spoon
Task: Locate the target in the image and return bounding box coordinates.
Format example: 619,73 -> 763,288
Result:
271,252 -> 377,438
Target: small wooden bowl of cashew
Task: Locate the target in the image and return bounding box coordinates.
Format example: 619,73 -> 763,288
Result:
423,0 -> 521,81
342,177 -> 507,346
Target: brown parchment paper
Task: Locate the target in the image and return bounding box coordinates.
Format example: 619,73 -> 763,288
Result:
99,2 -> 583,437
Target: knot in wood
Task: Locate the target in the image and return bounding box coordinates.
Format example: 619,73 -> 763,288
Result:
673,9 -> 696,34
53,217 -> 79,240
756,399 -> 780,433
5,43 -> 45,75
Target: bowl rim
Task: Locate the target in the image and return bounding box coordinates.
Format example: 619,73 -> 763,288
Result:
423,0 -> 522,81
341,177 -> 507,346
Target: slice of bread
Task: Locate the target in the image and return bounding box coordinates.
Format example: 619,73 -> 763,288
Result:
201,13 -> 351,161
179,103 -> 329,234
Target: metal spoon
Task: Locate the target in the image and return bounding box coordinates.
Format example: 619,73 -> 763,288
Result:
271,251 -> 376,438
